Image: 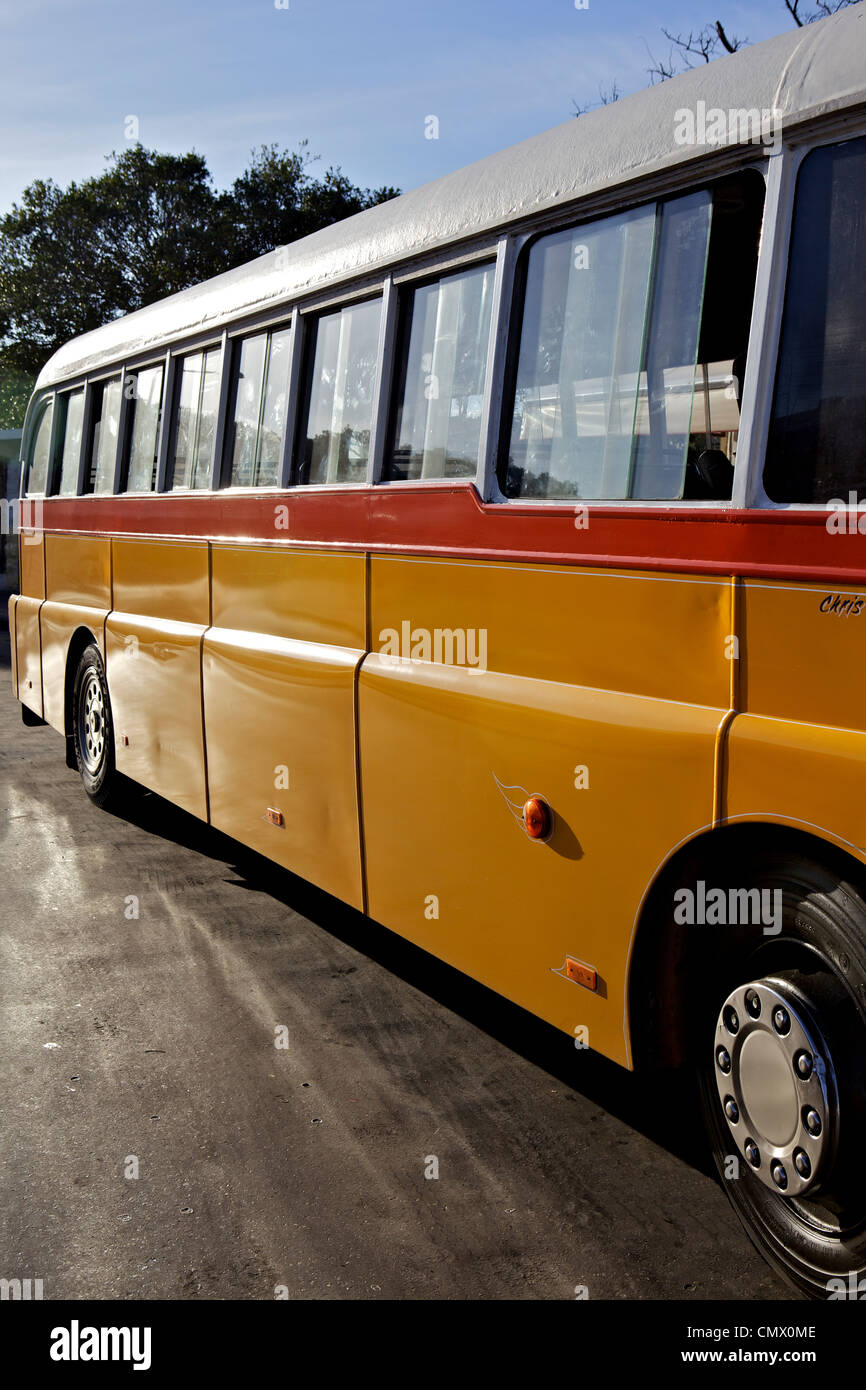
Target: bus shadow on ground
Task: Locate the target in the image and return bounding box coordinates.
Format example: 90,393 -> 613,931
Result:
106,775 -> 714,1183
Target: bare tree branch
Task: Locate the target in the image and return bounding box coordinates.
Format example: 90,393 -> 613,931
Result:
715,20 -> 744,53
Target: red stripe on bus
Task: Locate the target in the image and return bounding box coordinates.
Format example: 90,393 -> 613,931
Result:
21,487 -> 866,584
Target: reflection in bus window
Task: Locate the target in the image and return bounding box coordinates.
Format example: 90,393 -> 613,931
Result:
170,349 -> 221,490
765,135 -> 866,503
503,194 -> 711,501
88,378 -> 123,495
57,390 -> 85,495
26,400 -> 54,496
125,366 -> 164,493
386,263 -> 494,481
228,327 -> 292,488
502,173 -> 764,503
297,298 -> 381,485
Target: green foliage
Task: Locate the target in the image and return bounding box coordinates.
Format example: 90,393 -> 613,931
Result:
0,143 -> 399,378
0,364 -> 33,429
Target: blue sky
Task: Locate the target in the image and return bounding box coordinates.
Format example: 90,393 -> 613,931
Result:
0,0 -> 800,214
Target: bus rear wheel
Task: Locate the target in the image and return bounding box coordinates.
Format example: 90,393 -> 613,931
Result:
72,644 -> 122,809
697,852 -> 866,1299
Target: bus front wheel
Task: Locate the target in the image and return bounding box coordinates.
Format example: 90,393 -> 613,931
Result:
697,852 -> 866,1299
71,644 -> 122,809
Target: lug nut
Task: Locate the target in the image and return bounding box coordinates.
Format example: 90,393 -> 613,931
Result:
745,989 -> 761,1018
716,1046 -> 731,1074
773,1006 -> 791,1035
795,1050 -> 814,1080
724,1098 -> 739,1123
723,1006 -> 739,1035
804,1108 -> 822,1137
771,1160 -> 788,1189
745,1139 -> 760,1167
794,1150 -> 811,1179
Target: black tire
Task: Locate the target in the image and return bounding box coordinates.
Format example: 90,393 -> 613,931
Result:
71,644 -> 122,809
694,850 -> 866,1299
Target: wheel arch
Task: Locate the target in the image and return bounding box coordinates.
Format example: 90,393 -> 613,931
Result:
626,820 -> 866,1072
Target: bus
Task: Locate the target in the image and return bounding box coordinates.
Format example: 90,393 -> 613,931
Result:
9,5 -> 866,1299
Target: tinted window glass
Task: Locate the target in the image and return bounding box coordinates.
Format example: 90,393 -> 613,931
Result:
58,390 -> 85,495
88,378 -> 122,494
125,365 -> 164,493
386,263 -> 494,481
502,191 -> 712,500
296,298 -> 380,485
228,327 -> 292,487
765,137 -> 866,503
26,401 -> 54,495
170,348 -> 221,490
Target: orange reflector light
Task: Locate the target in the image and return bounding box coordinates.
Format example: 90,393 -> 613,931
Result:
522,795 -> 553,841
566,958 -> 598,992
267,807 -> 285,828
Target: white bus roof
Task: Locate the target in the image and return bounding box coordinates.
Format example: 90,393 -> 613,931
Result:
35,5 -> 866,391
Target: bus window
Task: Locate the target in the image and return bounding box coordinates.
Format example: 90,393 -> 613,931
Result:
295,297 -> 381,485
87,378 -> 122,495
227,326 -> 292,488
501,172 -> 763,502
25,399 -> 54,495
57,390 -> 85,495
764,135 -> 866,504
385,262 -> 494,481
169,348 -> 221,490
125,365 -> 164,493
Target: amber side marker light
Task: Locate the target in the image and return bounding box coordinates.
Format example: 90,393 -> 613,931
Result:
267,808 -> 285,828
522,795 -> 553,842
566,957 -> 598,992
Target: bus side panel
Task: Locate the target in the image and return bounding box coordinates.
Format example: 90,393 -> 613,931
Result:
105,540 -> 211,817
203,630 -> 364,909
15,595 -> 44,718
45,535 -> 110,608
105,614 -> 208,818
40,603 -> 106,734
741,579 -> 866,734
359,656 -> 719,1065
112,539 -> 209,628
19,532 -> 45,602
204,545 -> 367,909
725,715 -> 866,853
8,595 -> 19,698
360,556 -> 730,1067
210,546 -> 366,650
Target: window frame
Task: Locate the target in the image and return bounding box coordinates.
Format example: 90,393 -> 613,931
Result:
81,371 -> 124,497
164,338 -> 226,493
291,292 -> 386,489
747,123 -> 866,510
52,386 -> 87,497
494,167 -> 770,510
119,357 -> 167,495
22,393 -> 55,498
380,258 -> 500,488
221,315 -> 296,491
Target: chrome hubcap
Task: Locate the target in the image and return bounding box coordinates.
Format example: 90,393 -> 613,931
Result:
713,978 -> 836,1197
79,672 -> 106,774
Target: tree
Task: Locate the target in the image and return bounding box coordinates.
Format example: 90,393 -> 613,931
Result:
572,0 -> 862,110
0,143 -> 399,385
646,0 -> 861,84
222,142 -> 398,263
